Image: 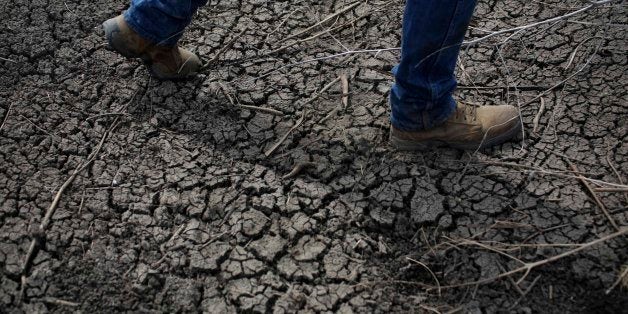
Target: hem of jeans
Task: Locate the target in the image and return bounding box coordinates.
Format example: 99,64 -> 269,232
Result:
427,98 -> 456,129
390,119 -> 420,132
123,11 -> 178,47
391,99 -> 456,132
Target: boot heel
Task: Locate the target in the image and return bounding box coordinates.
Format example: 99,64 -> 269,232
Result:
102,18 -> 140,58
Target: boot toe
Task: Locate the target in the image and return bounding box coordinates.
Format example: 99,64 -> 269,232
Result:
480,105 -> 520,129
496,105 -> 521,130
178,49 -> 202,75
150,48 -> 201,80
479,105 -> 521,143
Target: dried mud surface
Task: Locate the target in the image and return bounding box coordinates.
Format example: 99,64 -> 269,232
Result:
1,0 -> 627,313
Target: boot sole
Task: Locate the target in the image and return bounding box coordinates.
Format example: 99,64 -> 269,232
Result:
390,122 -> 522,151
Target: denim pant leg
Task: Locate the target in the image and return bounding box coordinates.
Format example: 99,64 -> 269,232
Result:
390,0 -> 477,131
124,0 -> 208,46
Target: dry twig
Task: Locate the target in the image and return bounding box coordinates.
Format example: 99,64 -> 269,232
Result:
606,266 -> 628,295
595,187 -> 628,193
424,228 -> 628,291
277,1 -> 361,44
0,102 -> 14,132
565,36 -> 605,69
319,73 -> 350,123
406,257 -> 442,296
266,14 -> 369,56
464,0 -> 615,46
509,275 -> 542,310
265,77 -> 341,157
217,83 -> 284,116
40,297 -> 80,307
0,56 -> 17,63
570,163 -> 620,231
246,48 -> 399,83
200,231 -> 228,249
450,159 -> 628,189
19,117 -> 120,303
606,153 -> 628,203
532,97 -> 545,134
282,162 -> 316,180
238,104 -> 284,116
340,74 -> 349,109
201,27 -> 249,70
265,110 -> 307,157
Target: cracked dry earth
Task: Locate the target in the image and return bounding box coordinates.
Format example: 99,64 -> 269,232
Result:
1,0 -> 627,313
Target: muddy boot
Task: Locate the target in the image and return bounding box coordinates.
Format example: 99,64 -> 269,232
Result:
390,103 -> 521,151
102,15 -> 201,80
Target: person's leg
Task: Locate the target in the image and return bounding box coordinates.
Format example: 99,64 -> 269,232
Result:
391,0 -> 477,131
103,0 -> 208,79
389,0 -> 521,151
124,0 -> 209,46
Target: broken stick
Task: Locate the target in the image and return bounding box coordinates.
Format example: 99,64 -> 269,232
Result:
570,163 -> 620,231
340,73 -> 349,109
277,1 -> 361,44
201,27 -> 249,70
19,117 -> 118,303
217,82 -> 284,116
319,73 -> 350,124
265,110 -> 307,157
282,162 -> 316,180
532,97 -> 545,134
426,227 -> 628,291
265,76 -> 341,157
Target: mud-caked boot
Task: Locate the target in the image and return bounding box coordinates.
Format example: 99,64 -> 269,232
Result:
102,15 -> 201,80
390,103 -> 521,151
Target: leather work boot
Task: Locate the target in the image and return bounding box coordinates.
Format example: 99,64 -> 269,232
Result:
102,16 -> 201,80
390,103 -> 521,151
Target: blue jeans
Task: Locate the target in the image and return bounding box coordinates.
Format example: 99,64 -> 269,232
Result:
123,0 -> 475,131
124,0 -> 208,46
391,0 -> 477,131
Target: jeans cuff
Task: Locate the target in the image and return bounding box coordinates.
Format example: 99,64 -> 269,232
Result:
123,10 -> 178,46
390,91 -> 456,131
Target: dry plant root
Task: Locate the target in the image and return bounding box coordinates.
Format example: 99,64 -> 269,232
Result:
282,162 -> 316,180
